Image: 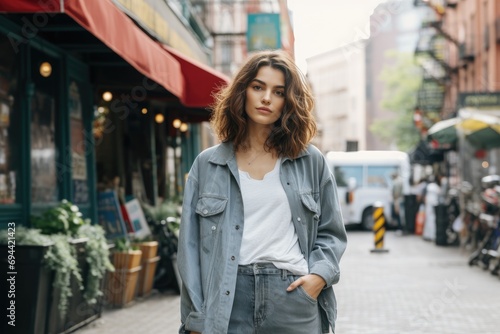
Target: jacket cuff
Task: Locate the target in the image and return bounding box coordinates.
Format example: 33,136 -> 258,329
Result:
310,260 -> 339,288
185,312 -> 206,333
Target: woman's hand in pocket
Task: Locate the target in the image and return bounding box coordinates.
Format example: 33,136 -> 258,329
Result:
286,274 -> 326,300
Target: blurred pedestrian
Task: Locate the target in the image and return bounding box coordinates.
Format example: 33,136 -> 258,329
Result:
391,171 -> 404,231
177,50 -> 347,334
423,175 -> 441,241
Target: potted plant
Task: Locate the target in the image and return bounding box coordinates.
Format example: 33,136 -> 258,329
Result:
0,200 -> 114,334
105,238 -> 142,307
131,236 -> 160,297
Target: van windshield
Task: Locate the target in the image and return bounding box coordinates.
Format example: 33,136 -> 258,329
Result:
334,166 -> 362,187
367,165 -> 399,188
334,165 -> 399,188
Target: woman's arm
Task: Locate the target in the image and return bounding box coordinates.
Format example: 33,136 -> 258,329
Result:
178,160 -> 206,333
308,155 -> 348,288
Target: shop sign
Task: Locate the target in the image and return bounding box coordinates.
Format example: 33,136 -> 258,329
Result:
417,79 -> 444,113
97,191 -> 128,240
247,13 -> 281,52
458,92 -> 500,109
112,0 -> 206,62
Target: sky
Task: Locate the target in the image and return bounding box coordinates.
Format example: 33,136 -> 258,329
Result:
287,0 -> 389,73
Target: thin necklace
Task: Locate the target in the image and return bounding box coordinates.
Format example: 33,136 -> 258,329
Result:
247,150 -> 267,165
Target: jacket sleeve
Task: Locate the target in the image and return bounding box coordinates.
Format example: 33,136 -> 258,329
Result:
309,154 -> 348,288
177,158 -> 206,333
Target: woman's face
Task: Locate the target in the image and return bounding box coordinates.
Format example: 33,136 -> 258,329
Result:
244,66 -> 285,127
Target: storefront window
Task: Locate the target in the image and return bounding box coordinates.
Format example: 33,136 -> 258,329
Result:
0,33 -> 19,204
69,81 -> 89,205
31,49 -> 58,204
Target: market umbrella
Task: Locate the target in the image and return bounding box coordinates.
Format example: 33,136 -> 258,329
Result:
427,117 -> 460,145
458,109 -> 500,149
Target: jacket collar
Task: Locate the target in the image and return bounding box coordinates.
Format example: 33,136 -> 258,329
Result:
208,141 -> 310,166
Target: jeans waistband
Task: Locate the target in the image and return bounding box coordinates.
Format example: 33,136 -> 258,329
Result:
237,263 -> 294,279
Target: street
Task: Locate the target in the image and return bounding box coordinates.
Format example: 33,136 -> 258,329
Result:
75,229 -> 500,334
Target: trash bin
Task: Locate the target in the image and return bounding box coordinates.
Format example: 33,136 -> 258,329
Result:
404,194 -> 418,234
435,204 -> 449,246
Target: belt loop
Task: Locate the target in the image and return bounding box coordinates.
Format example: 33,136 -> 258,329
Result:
281,269 -> 287,280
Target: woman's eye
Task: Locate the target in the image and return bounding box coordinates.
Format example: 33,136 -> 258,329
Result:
275,91 -> 285,97
253,85 -> 262,90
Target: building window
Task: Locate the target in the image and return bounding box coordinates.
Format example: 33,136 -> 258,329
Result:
31,49 -> 59,204
220,37 -> 233,74
69,81 -> 89,205
0,33 -> 19,205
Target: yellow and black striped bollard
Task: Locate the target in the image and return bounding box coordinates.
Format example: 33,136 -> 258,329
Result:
370,202 -> 389,253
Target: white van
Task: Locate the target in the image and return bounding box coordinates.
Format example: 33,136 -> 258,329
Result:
326,150 -> 411,230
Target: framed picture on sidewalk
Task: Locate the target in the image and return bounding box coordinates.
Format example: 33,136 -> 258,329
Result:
97,190 -> 128,240
124,198 -> 151,239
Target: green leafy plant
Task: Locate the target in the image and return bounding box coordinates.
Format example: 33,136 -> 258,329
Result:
1,200 -> 115,318
0,227 -> 81,318
44,234 -> 83,317
77,224 -> 114,304
31,199 -> 85,235
141,199 -> 181,235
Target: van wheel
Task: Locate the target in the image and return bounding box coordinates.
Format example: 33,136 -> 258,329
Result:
362,209 -> 374,231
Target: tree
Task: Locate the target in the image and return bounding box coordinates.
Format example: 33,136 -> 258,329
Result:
370,50 -> 422,151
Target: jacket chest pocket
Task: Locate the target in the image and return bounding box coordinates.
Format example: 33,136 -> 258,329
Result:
196,195 -> 228,254
300,193 -> 320,225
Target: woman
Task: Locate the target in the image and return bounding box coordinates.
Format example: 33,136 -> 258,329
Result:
177,50 -> 347,334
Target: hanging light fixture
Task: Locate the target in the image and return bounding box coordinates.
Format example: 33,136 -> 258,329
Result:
179,122 -> 188,132
155,113 -> 165,124
39,62 -> 52,77
141,108 -> 148,114
102,91 -> 113,102
172,118 -> 182,129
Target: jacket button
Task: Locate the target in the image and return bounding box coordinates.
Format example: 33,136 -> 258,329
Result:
297,217 -> 301,222
211,226 -> 216,231
225,291 -> 230,295
231,256 -> 235,260
203,209 -> 208,215
235,225 -> 240,230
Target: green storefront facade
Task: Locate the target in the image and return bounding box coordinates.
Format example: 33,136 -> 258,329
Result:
0,17 -> 98,227
0,3 -> 227,229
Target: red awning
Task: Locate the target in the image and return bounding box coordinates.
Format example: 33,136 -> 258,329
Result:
162,45 -> 230,108
0,0 -> 185,100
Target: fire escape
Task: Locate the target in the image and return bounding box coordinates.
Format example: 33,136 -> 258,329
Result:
413,0 -> 460,126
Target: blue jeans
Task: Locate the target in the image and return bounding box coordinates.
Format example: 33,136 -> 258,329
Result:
228,263 -> 322,334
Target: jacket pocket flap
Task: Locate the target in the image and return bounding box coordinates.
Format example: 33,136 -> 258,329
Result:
196,196 -> 228,217
300,193 -> 318,213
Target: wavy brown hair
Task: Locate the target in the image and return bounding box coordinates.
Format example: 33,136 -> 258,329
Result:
210,50 -> 316,158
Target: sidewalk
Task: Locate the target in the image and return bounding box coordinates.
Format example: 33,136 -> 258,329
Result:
74,290 -> 181,334
74,230 -> 500,334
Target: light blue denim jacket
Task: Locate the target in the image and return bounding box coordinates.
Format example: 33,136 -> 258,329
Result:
178,142 -> 347,334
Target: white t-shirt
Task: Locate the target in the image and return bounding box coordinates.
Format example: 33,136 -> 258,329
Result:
238,159 -> 309,275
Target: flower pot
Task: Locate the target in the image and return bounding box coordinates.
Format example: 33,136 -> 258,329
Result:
134,241 -> 159,297
136,241 -> 158,260
0,243 -> 52,334
46,238 -> 107,334
137,255 -> 160,297
105,250 -> 142,307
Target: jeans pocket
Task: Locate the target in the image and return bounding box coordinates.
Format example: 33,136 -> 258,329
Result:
296,285 -> 318,304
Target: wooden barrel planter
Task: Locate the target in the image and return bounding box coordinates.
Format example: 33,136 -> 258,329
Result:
105,250 -> 142,307
136,241 -> 160,297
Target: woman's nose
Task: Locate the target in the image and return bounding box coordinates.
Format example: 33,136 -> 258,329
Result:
262,91 -> 271,104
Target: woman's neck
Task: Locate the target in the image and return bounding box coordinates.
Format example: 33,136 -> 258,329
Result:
244,124 -> 272,153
